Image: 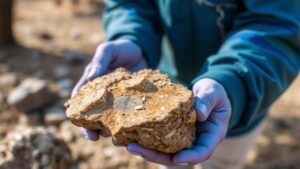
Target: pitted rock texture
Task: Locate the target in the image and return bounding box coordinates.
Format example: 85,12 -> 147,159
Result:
0,127 -> 72,169
65,68 -> 196,153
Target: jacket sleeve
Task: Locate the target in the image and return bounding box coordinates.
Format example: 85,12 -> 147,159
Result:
191,0 -> 300,135
103,0 -> 163,68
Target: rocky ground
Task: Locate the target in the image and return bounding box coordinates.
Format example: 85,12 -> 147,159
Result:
0,0 -> 300,169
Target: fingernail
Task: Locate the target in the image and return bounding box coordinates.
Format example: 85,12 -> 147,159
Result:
175,163 -> 189,166
198,103 -> 208,117
195,98 -> 208,117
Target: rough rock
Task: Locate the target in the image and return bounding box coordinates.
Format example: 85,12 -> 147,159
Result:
44,106 -> 67,125
0,127 -> 72,169
65,68 -> 196,153
7,78 -> 55,112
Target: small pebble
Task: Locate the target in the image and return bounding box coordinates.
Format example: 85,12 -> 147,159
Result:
160,106 -> 166,111
103,147 -> 117,158
134,105 -> 144,110
159,95 -> 165,99
155,114 -> 167,121
160,82 -> 166,87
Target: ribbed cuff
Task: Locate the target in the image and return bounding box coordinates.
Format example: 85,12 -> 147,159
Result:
190,68 -> 247,130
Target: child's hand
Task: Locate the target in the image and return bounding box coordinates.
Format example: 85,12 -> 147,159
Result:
126,78 -> 232,166
71,39 -> 147,141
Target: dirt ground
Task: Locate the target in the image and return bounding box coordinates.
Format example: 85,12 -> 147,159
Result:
0,0 -> 300,169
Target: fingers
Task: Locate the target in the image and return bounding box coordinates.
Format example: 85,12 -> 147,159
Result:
192,78 -> 230,122
127,143 -> 175,166
71,65 -> 90,97
86,44 -> 114,80
173,114 -> 228,165
194,97 -> 210,121
108,39 -> 143,68
127,57 -> 148,72
71,43 -> 115,96
79,127 -> 100,141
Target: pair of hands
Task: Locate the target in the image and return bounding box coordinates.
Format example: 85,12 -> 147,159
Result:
72,39 -> 232,166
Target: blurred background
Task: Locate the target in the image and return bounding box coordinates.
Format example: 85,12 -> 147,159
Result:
0,0 -> 300,169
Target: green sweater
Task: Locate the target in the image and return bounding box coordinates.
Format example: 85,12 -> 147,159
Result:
103,0 -> 300,136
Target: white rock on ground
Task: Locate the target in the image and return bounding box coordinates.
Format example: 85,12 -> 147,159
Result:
44,106 -> 67,125
7,78 -> 55,112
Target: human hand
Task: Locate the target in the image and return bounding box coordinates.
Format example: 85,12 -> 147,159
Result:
126,78 -> 232,166
71,39 -> 148,141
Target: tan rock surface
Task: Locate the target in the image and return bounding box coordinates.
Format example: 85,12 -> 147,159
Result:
65,68 -> 196,153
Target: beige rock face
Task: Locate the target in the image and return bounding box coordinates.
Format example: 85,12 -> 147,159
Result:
65,68 -> 196,153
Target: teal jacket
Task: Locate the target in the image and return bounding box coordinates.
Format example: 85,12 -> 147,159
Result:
103,0 -> 300,136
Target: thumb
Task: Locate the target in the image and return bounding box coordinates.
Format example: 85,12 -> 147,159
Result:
194,95 -> 213,122
87,43 -> 116,80
192,78 -> 227,122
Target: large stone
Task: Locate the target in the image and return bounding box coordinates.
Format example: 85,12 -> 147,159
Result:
0,127 -> 72,169
65,68 -> 196,153
7,78 -> 55,112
